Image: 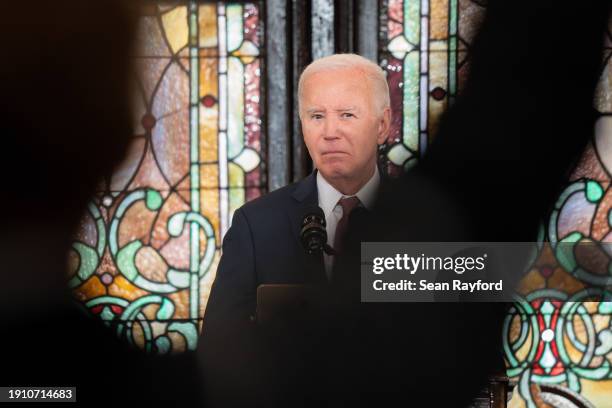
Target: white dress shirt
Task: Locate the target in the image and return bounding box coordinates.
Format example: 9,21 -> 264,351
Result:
317,166 -> 380,279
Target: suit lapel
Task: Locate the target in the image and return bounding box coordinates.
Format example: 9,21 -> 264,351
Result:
286,172 -> 327,285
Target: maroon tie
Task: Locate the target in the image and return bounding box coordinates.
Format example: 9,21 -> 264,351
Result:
333,196 -> 361,254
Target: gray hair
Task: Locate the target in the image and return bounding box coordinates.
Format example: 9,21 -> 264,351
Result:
298,53 -> 391,116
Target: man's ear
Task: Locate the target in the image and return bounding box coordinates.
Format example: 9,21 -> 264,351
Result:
377,107 -> 391,144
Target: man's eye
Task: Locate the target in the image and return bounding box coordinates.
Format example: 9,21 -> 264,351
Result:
342,112 -> 355,118
311,114 -> 323,120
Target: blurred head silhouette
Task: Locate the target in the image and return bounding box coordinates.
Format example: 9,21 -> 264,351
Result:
0,1 -> 135,314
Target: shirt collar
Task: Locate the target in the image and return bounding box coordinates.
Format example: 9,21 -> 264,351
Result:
317,166 -> 380,217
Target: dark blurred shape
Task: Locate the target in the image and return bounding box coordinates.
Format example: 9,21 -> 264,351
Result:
330,1 -> 611,407
0,1 -> 202,404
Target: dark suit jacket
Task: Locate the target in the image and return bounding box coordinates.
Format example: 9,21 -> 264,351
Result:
199,171 -> 339,407
204,171 -> 327,326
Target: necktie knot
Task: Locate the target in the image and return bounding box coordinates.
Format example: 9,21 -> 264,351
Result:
337,196 -> 361,217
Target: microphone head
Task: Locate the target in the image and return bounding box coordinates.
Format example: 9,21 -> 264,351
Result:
300,206 -> 327,254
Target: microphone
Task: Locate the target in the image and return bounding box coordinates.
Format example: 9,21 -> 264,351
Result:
300,206 -> 336,255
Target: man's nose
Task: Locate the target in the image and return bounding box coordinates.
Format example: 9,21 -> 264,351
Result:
323,117 -> 341,140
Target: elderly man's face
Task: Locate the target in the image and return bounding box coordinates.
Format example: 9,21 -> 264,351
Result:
300,68 -> 389,191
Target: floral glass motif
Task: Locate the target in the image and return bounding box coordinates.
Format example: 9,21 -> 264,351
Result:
69,2 -> 265,353
380,2 -> 612,406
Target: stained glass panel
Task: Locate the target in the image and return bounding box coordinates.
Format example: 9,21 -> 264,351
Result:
379,0 -> 486,176
69,2 -> 265,353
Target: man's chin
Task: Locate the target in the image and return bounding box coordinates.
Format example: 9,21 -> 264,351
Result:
318,166 -> 351,181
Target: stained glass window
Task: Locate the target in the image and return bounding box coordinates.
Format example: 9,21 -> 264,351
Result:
69,2 -> 264,353
379,0 -> 485,176
379,1 -> 612,406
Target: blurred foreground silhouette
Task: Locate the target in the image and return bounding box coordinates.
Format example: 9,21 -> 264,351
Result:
0,1 -> 202,404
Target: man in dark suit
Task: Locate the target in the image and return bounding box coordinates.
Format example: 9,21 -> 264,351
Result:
199,53 -> 391,406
